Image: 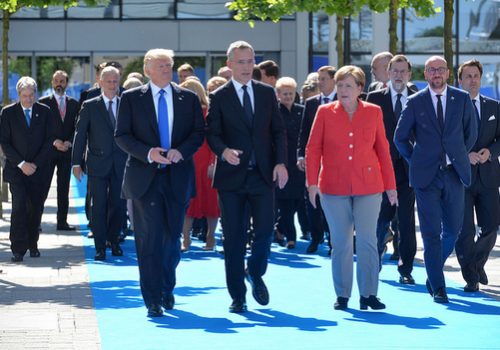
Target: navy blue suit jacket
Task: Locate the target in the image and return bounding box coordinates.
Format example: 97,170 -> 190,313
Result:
394,85 -> 478,188
115,83 -> 204,202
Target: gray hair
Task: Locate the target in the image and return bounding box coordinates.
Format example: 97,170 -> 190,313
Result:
226,40 -> 254,60
123,77 -> 143,90
16,76 -> 37,94
100,66 -> 120,80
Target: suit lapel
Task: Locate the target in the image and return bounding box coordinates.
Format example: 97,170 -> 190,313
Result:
171,83 -> 183,145
444,87 -> 458,133
478,95 -> 487,134
96,96 -> 114,130
140,84 -> 160,142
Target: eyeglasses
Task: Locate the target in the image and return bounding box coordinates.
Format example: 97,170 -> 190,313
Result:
426,67 -> 447,74
390,69 -> 409,75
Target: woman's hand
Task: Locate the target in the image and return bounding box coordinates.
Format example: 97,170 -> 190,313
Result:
386,189 -> 398,206
308,185 -> 320,208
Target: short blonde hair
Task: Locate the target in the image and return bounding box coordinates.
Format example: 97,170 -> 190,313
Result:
276,77 -> 297,91
16,76 -> 37,94
180,78 -> 208,107
177,63 -> 194,74
206,76 -> 227,93
123,77 -> 143,90
143,48 -> 175,75
334,65 -> 365,89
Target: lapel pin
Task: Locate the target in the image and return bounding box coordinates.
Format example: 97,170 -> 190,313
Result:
450,96 -> 455,101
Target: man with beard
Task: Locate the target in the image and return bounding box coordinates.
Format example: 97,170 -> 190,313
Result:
39,70 -> 79,230
394,56 -> 477,303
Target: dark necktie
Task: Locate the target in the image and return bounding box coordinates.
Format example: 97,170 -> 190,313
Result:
323,97 -> 330,104
394,93 -> 402,120
158,89 -> 170,150
436,94 -> 444,130
107,100 -> 115,128
472,99 -> 480,128
242,85 -> 253,124
24,109 -> 31,127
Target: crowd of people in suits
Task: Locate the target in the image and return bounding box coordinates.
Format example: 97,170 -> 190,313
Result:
1,39 -> 498,317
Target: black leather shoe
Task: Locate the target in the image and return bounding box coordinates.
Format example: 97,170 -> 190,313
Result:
479,268 -> 488,285
464,282 -> 479,292
246,272 -> 269,305
147,304 -> 163,317
94,249 -> 106,261
399,274 -> 415,285
389,252 -> 399,261
229,299 -> 247,313
57,223 -> 76,231
334,297 -> 349,310
111,244 -> 123,257
425,279 -> 433,296
360,295 -> 386,310
118,232 -> 126,243
29,248 -> 41,258
433,287 -> 449,303
306,242 -> 318,253
162,294 -> 175,310
11,253 -> 23,262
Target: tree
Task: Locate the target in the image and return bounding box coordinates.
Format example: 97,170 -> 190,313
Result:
227,0 -> 436,63
443,0 -> 454,83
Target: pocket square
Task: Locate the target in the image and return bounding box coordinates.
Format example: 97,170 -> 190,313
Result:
488,115 -> 496,121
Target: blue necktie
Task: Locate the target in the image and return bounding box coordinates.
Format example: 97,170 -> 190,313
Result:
158,89 -> 170,150
24,109 -> 31,127
473,99 -> 481,128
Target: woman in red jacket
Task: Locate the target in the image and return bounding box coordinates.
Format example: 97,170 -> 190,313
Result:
306,65 -> 397,311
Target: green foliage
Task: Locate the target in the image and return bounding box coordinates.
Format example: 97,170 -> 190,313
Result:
0,0 -> 108,13
37,57 -> 74,91
8,56 -> 31,77
416,25 -> 444,37
122,57 -> 144,83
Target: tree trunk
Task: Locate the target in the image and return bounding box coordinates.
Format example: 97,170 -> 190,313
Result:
443,0 -> 454,84
389,0 -> 398,54
336,16 -> 344,67
2,10 -> 10,106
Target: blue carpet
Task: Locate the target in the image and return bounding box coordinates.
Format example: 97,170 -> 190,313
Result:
71,177 -> 500,350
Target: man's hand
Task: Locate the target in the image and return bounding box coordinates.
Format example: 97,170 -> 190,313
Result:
54,139 -> 69,152
63,141 -> 72,151
307,185 -> 320,208
296,158 -> 305,172
73,166 -> 84,182
21,162 -> 36,176
478,148 -> 491,164
273,163 -> 288,189
166,149 -> 183,164
150,147 -> 172,165
468,151 -> 481,165
386,189 -> 398,206
222,148 -> 243,166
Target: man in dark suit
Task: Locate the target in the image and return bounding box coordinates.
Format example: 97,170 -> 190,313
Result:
207,40 -> 288,313
0,77 -> 52,262
72,66 -> 126,261
297,65 -> 336,253
39,70 -> 79,230
455,59 -> 500,292
367,55 -> 418,284
368,51 -> 417,94
394,56 -> 478,303
115,49 -> 204,317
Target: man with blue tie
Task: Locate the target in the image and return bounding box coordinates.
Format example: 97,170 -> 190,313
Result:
394,56 -> 478,303
72,66 -> 127,261
115,49 -> 204,317
0,77 -> 51,262
455,59 -> 500,293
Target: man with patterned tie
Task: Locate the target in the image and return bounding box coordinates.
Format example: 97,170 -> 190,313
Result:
72,66 -> 127,261
39,70 -> 80,231
366,55 -> 418,283
207,41 -> 288,313
455,59 -> 500,293
0,76 -> 52,262
115,49 -> 204,317
297,65 -> 336,254
394,56 -> 478,303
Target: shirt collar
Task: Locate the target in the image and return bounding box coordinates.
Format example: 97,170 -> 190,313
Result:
232,79 -> 252,92
320,90 -> 335,101
429,85 -> 447,99
150,81 -> 172,97
390,85 -> 408,99
102,94 -> 118,105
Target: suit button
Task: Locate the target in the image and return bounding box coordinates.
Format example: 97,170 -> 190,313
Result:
348,156 -> 352,160
349,144 -> 353,148
349,132 -> 353,137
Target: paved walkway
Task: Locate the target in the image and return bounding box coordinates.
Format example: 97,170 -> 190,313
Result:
0,179 -> 498,349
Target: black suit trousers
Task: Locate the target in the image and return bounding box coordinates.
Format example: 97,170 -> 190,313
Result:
9,178 -> 44,255
88,168 -> 126,251
218,169 -> 274,301
455,178 -> 499,284
132,169 -> 186,308
43,150 -> 72,224
305,193 -> 329,244
376,160 -> 416,275
276,198 -> 301,242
